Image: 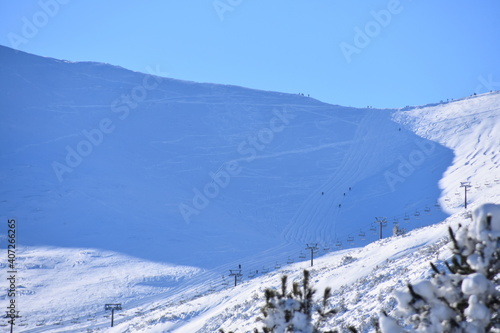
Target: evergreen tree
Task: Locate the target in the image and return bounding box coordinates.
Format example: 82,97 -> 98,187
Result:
380,204 -> 500,333
222,270 -> 357,333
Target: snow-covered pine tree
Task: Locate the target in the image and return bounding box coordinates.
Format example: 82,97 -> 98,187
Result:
221,270 -> 356,333
379,203 -> 500,333
256,269 -> 359,333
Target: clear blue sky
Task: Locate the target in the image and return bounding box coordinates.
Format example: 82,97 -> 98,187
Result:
1,0 -> 499,108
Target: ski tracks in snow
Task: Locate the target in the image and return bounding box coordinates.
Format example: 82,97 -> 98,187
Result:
281,111 -> 393,245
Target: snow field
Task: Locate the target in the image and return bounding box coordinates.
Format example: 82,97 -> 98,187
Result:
0,45 -> 499,331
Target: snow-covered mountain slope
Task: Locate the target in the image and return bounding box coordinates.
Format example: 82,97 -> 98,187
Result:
115,216 -> 456,333
0,45 -> 498,331
393,95 -> 500,214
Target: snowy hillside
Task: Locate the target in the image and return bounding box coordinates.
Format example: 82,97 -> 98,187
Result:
0,45 -> 498,332
393,95 -> 500,215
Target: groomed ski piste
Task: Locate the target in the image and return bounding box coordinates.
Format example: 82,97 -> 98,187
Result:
0,45 -> 499,332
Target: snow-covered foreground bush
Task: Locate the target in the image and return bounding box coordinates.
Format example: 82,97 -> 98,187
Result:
221,270 -> 356,333
380,203 -> 500,333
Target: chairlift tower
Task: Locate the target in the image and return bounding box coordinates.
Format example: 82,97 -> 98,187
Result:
460,182 -> 472,209
104,304 -> 122,327
229,269 -> 242,286
5,311 -> 21,333
305,243 -> 318,267
375,217 -> 387,240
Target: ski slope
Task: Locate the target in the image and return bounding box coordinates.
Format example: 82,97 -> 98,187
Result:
393,95 -> 500,214
0,45 -> 498,331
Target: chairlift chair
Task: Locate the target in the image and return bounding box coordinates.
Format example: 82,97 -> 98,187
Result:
221,275 -> 229,286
